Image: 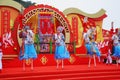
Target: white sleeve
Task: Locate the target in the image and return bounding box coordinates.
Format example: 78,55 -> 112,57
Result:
112,35 -> 115,40
54,34 -> 58,40
83,33 -> 87,39
29,30 -> 34,37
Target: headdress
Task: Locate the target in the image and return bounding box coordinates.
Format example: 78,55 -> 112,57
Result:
24,26 -> 30,31
57,26 -> 64,32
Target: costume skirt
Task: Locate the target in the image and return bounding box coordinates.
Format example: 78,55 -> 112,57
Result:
92,45 -> 101,57
113,45 -> 120,58
85,43 -> 101,56
85,43 -> 94,55
55,45 -> 70,59
19,44 -> 37,60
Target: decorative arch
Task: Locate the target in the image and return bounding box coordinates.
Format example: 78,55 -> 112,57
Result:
22,4 -> 71,43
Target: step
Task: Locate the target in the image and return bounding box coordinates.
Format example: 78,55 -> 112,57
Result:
0,67 -> 120,79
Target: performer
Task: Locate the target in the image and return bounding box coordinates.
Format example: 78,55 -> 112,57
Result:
54,26 -> 70,69
84,32 -> 94,67
106,48 -> 112,64
112,33 -> 120,66
0,38 -> 3,72
19,26 -> 37,70
84,27 -> 101,67
41,37 -> 48,52
118,28 -> 120,44
106,39 -> 113,65
117,29 -> 120,63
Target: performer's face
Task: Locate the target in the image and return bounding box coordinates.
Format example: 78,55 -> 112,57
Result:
27,29 -> 29,32
26,29 -> 30,33
57,30 -> 60,34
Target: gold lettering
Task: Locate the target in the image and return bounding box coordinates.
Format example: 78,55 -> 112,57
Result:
23,7 -> 69,33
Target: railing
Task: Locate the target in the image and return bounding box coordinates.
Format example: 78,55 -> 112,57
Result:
34,41 -> 76,54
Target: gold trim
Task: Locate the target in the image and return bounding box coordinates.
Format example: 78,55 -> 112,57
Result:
0,0 -> 24,12
76,54 -> 106,57
22,7 -> 70,43
69,55 -> 76,64
63,8 -> 106,18
3,55 -> 18,58
2,58 -> 15,60
40,12 -> 53,14
3,54 -> 18,60
40,56 -> 48,65
67,14 -> 83,47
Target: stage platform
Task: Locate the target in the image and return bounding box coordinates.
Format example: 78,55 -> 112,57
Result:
2,54 -> 108,68
0,64 -> 120,80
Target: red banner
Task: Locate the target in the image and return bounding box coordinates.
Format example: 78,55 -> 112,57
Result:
39,14 -> 54,34
1,10 -> 10,34
72,16 -> 78,44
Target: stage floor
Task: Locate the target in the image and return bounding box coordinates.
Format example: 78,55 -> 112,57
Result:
0,64 -> 120,80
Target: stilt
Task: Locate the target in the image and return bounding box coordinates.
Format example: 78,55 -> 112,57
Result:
56,60 -> 59,69
23,60 -> 25,71
98,56 -> 101,62
116,58 -> 119,67
88,56 -> 91,67
93,54 -> 96,67
31,59 -> 33,70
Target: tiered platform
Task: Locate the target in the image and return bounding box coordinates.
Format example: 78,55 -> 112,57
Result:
0,54 -> 120,79
0,64 -> 120,80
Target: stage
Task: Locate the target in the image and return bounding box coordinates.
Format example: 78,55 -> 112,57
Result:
0,1 -> 120,80
0,64 -> 120,80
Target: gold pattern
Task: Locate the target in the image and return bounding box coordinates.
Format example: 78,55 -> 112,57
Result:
63,8 -> 106,18
22,6 -> 70,43
67,14 -> 83,47
40,56 -> 48,65
69,55 -> 76,64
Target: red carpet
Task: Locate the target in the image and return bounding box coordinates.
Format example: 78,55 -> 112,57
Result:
2,54 -> 105,68
0,64 -> 120,80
